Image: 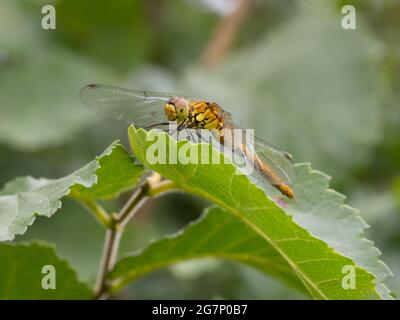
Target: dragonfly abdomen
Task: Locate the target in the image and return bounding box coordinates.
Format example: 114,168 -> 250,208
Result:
246,147 -> 295,199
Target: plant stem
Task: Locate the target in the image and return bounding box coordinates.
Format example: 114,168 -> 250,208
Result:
93,225 -> 121,299
116,183 -> 151,225
93,178 -> 177,299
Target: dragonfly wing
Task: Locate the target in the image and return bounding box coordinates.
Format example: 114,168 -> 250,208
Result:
80,84 -> 188,129
246,135 -> 296,186
201,110 -> 295,186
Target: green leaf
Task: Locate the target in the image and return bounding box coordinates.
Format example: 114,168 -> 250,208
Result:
0,142 -> 142,241
0,241 -> 91,299
70,144 -> 146,200
125,126 -> 393,299
111,206 -> 307,294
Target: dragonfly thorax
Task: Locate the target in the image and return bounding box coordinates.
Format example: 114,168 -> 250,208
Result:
164,98 -> 224,133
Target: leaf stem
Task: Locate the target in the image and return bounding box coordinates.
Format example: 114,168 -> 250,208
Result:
81,198 -> 111,228
147,180 -> 177,197
116,184 -> 151,225
93,225 -> 121,299
93,177 -> 177,299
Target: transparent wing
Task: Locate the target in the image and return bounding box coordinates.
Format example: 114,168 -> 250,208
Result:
245,135 -> 296,186
221,114 -> 295,186
80,84 -> 191,129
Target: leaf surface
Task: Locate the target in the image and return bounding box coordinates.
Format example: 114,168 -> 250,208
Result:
0,143 -> 144,241
70,144 -> 146,200
111,207 -> 306,294
122,126 -> 392,299
0,242 -> 91,299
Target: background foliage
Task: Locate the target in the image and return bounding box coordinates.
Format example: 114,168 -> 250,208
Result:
0,0 -> 399,299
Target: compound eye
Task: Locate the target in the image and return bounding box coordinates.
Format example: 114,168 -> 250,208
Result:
173,98 -> 188,121
175,98 -> 187,108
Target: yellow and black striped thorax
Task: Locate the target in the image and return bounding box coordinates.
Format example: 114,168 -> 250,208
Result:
185,101 -> 224,132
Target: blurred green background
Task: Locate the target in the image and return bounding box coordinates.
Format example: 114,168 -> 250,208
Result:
1,0 -> 399,299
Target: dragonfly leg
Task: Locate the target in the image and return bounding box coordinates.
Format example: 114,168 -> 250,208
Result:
144,122 -> 170,130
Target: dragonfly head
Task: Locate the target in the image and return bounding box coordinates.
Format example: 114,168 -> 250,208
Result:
164,97 -> 189,122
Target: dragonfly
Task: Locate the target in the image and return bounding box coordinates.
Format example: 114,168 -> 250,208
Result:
80,84 -> 296,199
